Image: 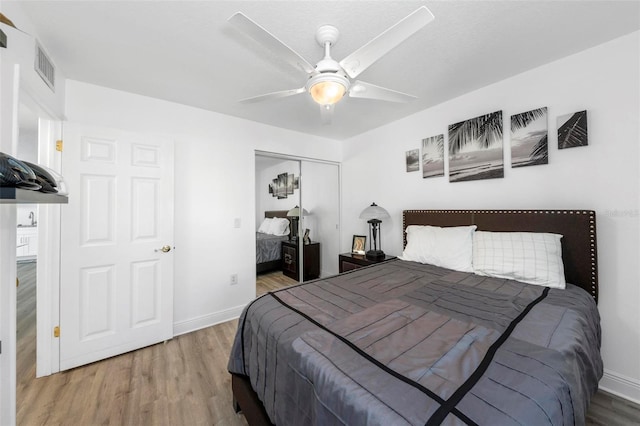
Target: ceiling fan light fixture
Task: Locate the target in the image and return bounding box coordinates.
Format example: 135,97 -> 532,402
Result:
230,7 -> 434,114
307,73 -> 350,106
310,81 -> 345,105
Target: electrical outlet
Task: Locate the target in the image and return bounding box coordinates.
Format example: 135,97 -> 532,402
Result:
230,274 -> 238,285
234,217 -> 241,228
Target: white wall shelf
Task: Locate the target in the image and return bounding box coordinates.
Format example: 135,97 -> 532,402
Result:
0,188 -> 68,204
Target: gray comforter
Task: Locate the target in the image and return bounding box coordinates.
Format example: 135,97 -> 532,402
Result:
228,259 -> 603,425
256,232 -> 288,264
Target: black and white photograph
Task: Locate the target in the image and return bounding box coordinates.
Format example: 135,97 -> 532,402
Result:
277,172 -> 288,199
558,110 -> 588,149
287,173 -> 294,194
448,110 -> 504,182
406,149 -> 419,172
421,134 -> 444,178
511,107 -> 548,168
269,173 -> 298,197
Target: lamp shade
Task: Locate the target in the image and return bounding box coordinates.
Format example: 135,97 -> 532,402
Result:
359,203 -> 390,221
287,206 -> 309,217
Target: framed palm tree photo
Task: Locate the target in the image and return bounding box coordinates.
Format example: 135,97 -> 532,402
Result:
557,110 -> 588,149
511,107 -> 548,168
406,149 -> 419,172
422,134 -> 444,179
287,173 -> 294,194
277,173 -> 288,199
448,110 -> 504,182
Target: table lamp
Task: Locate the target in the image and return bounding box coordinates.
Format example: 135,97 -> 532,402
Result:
287,205 -> 309,242
359,202 -> 390,260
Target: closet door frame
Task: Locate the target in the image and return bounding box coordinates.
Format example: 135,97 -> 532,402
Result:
255,150 -> 341,282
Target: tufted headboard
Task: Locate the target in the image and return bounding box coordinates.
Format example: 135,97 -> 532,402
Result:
265,210 -> 289,219
402,210 -> 598,302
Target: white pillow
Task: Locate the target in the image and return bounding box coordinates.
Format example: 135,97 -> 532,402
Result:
268,217 -> 290,236
472,231 -> 566,289
258,217 -> 273,234
399,225 -> 477,272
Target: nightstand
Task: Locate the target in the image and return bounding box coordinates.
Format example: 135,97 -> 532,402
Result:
282,240 -> 320,281
338,253 -> 396,273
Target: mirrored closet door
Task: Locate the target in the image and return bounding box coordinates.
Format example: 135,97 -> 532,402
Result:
255,152 -> 340,295
300,161 -> 340,277
255,155 -> 301,294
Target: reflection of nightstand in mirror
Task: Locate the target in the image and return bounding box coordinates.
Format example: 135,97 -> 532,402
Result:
282,240 -> 320,281
338,253 -> 396,273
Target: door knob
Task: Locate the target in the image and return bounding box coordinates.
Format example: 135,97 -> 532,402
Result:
156,245 -> 172,253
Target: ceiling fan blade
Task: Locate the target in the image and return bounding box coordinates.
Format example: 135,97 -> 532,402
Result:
320,104 -> 334,125
239,87 -> 306,104
339,6 -> 434,79
229,12 -> 315,75
349,81 -> 417,103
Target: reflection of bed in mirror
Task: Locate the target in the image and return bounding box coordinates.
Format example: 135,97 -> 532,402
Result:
256,210 -> 291,274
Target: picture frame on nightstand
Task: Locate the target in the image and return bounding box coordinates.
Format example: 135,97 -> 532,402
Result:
351,235 -> 366,255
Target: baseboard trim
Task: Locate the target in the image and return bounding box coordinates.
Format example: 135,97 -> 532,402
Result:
599,369 -> 640,405
173,304 -> 245,337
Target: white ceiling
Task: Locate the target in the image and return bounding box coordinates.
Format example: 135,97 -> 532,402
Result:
15,1 -> 640,140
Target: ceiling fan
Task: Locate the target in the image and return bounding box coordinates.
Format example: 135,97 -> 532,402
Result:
228,7 -> 434,122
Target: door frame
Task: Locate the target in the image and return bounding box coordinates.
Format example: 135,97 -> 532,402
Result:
0,61 -> 19,426
17,90 -> 63,377
35,115 -> 62,376
0,63 -> 63,425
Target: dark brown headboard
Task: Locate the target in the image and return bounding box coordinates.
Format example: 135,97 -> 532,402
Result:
403,210 -> 598,302
265,210 -> 289,219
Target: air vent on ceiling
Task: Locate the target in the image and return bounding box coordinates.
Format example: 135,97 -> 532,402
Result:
35,42 -> 55,92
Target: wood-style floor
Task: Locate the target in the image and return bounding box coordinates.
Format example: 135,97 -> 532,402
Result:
255,270 -> 298,297
15,265 -> 640,425
16,261 -> 37,396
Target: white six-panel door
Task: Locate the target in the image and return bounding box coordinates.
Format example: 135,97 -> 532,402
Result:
60,123 -> 174,370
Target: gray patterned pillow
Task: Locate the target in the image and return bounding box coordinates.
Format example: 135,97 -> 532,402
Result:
473,231 -> 566,289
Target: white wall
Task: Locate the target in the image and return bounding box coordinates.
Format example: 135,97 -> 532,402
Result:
17,104 -> 40,229
17,128 -> 37,162
0,46 -> 19,426
0,3 -> 66,119
64,80 -> 342,335
342,32 -> 640,402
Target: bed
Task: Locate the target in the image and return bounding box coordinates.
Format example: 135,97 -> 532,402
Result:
231,209 -> 602,425
256,210 -> 291,274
